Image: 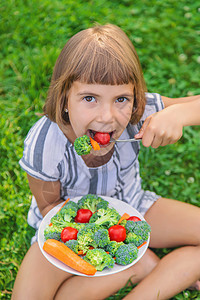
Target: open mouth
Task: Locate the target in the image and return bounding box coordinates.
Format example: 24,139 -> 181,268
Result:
89,130 -> 114,139
88,130 -> 114,145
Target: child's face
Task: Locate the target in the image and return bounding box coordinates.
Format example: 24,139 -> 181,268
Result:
67,81 -> 134,155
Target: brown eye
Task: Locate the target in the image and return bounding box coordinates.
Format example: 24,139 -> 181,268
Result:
116,97 -> 128,103
83,96 -> 95,102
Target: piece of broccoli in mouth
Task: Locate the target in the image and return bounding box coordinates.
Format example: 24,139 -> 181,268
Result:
74,135 -> 92,155
84,249 -> 115,271
115,243 -> 138,265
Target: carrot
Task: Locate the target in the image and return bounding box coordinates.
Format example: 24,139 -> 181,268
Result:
58,198 -> 70,211
49,222 -> 53,227
43,239 -> 97,275
89,137 -> 100,151
118,213 -> 130,224
137,241 -> 147,249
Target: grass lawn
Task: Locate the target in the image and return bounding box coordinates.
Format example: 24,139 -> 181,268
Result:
1,0 -> 200,299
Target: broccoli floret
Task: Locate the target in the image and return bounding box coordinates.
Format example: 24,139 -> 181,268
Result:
125,220 -> 136,232
50,213 -> 84,230
61,200 -> 78,211
125,220 -> 151,241
93,228 -> 110,248
119,219 -> 127,227
78,194 -> 109,213
51,210 -> 73,224
78,194 -> 97,212
84,249 -> 115,271
77,234 -> 94,254
77,224 -> 99,253
82,223 -> 101,233
44,224 -> 62,240
106,241 -> 124,257
61,221 -> 85,231
74,135 -> 92,155
51,202 -> 78,225
50,212 -> 69,227
133,221 -> 151,239
125,232 -> 144,247
96,200 -> 109,210
60,204 -> 78,222
65,240 -> 79,254
89,207 -> 120,228
115,244 -> 138,265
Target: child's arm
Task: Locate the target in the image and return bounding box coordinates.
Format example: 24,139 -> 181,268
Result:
161,94 -> 200,107
27,173 -> 63,217
135,95 -> 200,148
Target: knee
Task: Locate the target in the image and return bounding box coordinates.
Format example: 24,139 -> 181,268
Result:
142,248 -> 160,272
134,248 -> 159,276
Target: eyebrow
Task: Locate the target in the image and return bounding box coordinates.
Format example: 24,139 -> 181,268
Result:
77,92 -> 134,98
77,92 -> 100,97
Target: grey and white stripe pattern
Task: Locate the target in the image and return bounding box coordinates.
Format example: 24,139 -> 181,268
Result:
19,93 -> 163,244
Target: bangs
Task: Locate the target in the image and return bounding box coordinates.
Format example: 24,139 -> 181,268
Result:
70,41 -> 136,85
54,26 -> 141,87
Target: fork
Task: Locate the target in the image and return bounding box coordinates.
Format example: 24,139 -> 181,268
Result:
110,137 -> 142,143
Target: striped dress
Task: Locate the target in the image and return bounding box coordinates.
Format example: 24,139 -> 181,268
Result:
19,93 -> 164,243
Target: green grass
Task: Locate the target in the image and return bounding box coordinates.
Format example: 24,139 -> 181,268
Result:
1,0 -> 200,299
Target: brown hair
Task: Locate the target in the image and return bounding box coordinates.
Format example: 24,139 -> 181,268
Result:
43,24 -> 147,131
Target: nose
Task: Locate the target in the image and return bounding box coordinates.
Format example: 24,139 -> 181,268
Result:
97,103 -> 113,124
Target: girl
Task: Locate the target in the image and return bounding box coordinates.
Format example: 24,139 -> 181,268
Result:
12,24 -> 200,300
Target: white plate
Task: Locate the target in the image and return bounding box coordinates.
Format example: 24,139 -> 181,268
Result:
38,196 -> 150,277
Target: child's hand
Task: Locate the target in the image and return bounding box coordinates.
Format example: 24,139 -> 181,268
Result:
134,105 -> 184,148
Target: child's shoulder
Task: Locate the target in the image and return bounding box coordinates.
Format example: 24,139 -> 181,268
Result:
141,92 -> 164,121
25,115 -> 68,147
145,92 -> 164,108
20,116 -> 70,180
